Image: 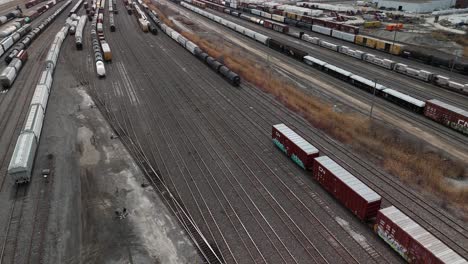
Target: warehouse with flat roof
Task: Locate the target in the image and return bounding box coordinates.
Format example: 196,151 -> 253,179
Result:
372,0 -> 456,12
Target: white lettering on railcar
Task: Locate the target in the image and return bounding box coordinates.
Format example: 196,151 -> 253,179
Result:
457,119 -> 468,127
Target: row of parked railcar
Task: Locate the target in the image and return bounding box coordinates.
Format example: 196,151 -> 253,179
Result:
0,0 -> 71,89
272,123 -> 467,264
8,17 -> 72,184
74,15 -> 87,49
193,0 -> 468,95
91,9 -> 107,77
24,0 -> 60,22
0,10 -> 21,27
301,55 -> 468,135
146,6 -> 240,86
303,35 -> 468,95
108,0 -> 116,31
0,24 -> 30,62
0,50 -> 28,88
131,1 -> 158,34
181,1 -> 468,135
25,0 -> 46,8
203,0 -> 468,75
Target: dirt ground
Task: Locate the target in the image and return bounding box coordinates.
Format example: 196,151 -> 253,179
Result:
37,67 -> 201,263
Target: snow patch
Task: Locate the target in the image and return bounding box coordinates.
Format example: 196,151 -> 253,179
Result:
335,217 -> 368,246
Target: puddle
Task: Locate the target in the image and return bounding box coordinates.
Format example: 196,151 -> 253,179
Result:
78,126 -> 100,166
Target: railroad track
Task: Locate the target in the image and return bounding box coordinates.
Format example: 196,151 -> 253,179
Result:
68,3 -> 466,263
0,186 -> 28,264
92,11 -> 394,260
0,13 -> 65,190
208,4 -> 468,85
142,9 -> 468,257
233,83 -> 468,257
160,49 -> 393,263
272,64 -> 468,147
164,1 -> 468,149
82,8 -> 227,263
172,0 -> 468,109
22,154 -> 54,264
91,14 -> 326,262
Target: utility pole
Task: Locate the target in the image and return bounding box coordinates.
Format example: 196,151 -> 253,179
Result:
392,27 -> 398,47
450,50 -> 462,72
369,79 -> 377,118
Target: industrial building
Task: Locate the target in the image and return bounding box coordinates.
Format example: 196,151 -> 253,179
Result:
372,0 -> 456,12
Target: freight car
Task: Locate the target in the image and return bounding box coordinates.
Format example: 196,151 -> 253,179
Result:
272,123 -> 319,169
201,0 -> 467,76
271,124 -> 381,221
313,156 -> 382,221
181,1 -> 468,135
155,9 -> 240,86
7,22 -> 70,184
401,45 -> 468,75
424,99 -> 468,135
8,131 -> 38,184
271,124 -> 466,263
376,206 -> 467,264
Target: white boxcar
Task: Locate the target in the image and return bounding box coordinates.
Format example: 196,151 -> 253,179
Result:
302,34 -> 320,45
31,84 -> 49,111
244,28 -> 255,39
0,66 -> 17,88
448,81 -> 464,90
23,104 -> 45,141
417,70 -> 433,82
177,35 -> 188,47
331,30 -> 355,42
254,33 -> 269,45
39,69 -> 53,92
8,131 -> 38,184
319,40 -> 338,51
10,58 -> 22,72
272,14 -> 285,23
434,75 -> 449,86
312,25 -> 331,36
171,30 -> 180,41
185,41 -> 198,55
1,36 -> 14,51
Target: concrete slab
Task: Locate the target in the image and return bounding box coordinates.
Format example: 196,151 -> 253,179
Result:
39,66 -> 201,263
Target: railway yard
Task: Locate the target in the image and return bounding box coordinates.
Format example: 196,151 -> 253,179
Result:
0,0 -> 467,263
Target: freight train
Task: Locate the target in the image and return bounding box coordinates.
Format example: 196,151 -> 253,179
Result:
144,5 -> 240,86
272,123 -> 467,264
1,0 -> 71,89
181,2 -> 468,135
8,17 -> 72,184
198,0 -> 468,76
190,0 -> 468,95
0,10 -> 22,26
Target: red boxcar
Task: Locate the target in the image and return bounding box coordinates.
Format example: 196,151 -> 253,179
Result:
25,0 -> 39,8
424,99 -> 468,135
312,156 -> 381,221
376,206 -> 467,264
16,50 -> 28,62
337,23 -> 359,34
272,124 -> 319,170
263,20 -> 289,33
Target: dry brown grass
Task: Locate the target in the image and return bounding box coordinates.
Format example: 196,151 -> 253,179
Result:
149,3 -> 468,214
453,34 -> 468,58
